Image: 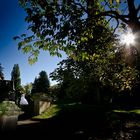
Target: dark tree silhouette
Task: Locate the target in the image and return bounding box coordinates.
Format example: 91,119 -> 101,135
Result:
32,71 -> 50,94
0,63 -> 4,80
11,64 -> 21,90
11,64 -> 21,103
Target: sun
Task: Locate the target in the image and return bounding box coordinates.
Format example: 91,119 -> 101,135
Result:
123,32 -> 135,46
121,31 -> 136,47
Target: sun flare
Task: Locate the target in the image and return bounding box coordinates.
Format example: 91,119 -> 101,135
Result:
121,31 -> 135,47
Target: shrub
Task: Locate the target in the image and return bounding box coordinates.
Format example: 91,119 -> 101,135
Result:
0,101 -> 21,116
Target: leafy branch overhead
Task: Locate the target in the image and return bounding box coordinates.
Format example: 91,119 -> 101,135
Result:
15,0 -> 140,63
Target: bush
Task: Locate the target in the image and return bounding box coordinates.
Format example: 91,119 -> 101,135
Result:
0,101 -> 21,116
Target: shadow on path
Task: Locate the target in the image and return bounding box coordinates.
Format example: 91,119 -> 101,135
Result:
15,108 -> 108,140
1,106 -> 140,140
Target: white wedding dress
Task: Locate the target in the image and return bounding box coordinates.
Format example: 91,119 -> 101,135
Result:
20,94 -> 28,105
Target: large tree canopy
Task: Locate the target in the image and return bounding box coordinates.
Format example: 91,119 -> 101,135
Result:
14,0 -> 116,63
15,0 -> 140,63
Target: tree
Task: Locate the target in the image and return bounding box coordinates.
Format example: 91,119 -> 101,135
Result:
23,83 -> 32,95
15,0 -> 114,64
32,71 -> 50,94
15,0 -> 140,63
0,63 -> 5,101
104,0 -> 140,33
31,77 -> 39,94
49,84 -> 61,101
11,64 -> 21,103
90,0 -> 140,69
50,46 -> 139,103
50,58 -> 78,100
0,63 -> 4,80
11,64 -> 21,90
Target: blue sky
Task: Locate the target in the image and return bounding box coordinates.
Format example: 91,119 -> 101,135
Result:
0,0 -> 66,85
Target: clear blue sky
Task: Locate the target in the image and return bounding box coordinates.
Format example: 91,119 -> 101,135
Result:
0,0 -> 66,85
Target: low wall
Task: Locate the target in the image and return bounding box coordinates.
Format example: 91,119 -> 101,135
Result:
33,99 -> 51,115
39,101 -> 51,114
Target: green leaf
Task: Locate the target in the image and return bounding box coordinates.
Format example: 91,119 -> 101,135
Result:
116,0 -> 120,3
13,36 -> 20,40
57,53 -> 62,57
18,41 -> 25,50
109,0 -> 113,5
22,45 -> 32,53
21,34 -> 26,37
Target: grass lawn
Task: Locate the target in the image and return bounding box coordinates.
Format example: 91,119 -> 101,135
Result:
32,103 -> 140,139
33,104 -> 61,119
33,103 -> 108,119
114,108 -> 140,115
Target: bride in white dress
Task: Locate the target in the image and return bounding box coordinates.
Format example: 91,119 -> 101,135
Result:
19,94 -> 28,105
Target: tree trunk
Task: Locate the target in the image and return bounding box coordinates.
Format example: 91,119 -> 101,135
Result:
127,0 -> 140,32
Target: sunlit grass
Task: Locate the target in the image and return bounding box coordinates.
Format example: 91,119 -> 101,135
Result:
34,104 -> 61,119
131,109 -> 140,114
113,108 -> 140,115
34,102 -> 140,120
33,103 -> 81,119
33,103 -> 108,119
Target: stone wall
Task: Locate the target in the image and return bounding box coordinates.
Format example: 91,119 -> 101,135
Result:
39,101 -> 51,114
33,99 -> 51,115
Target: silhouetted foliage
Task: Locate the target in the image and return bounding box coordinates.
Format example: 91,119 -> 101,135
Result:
49,84 -> 61,101
11,64 -> 22,103
0,63 -> 4,80
11,64 -> 21,90
0,80 -> 14,101
50,48 -> 139,104
23,83 -> 32,95
16,0 -> 140,64
32,71 -> 50,94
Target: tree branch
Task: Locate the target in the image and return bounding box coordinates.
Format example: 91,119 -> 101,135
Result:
112,18 -> 120,34
127,0 -> 137,20
73,1 -> 88,13
104,0 -> 112,11
94,10 -> 129,24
